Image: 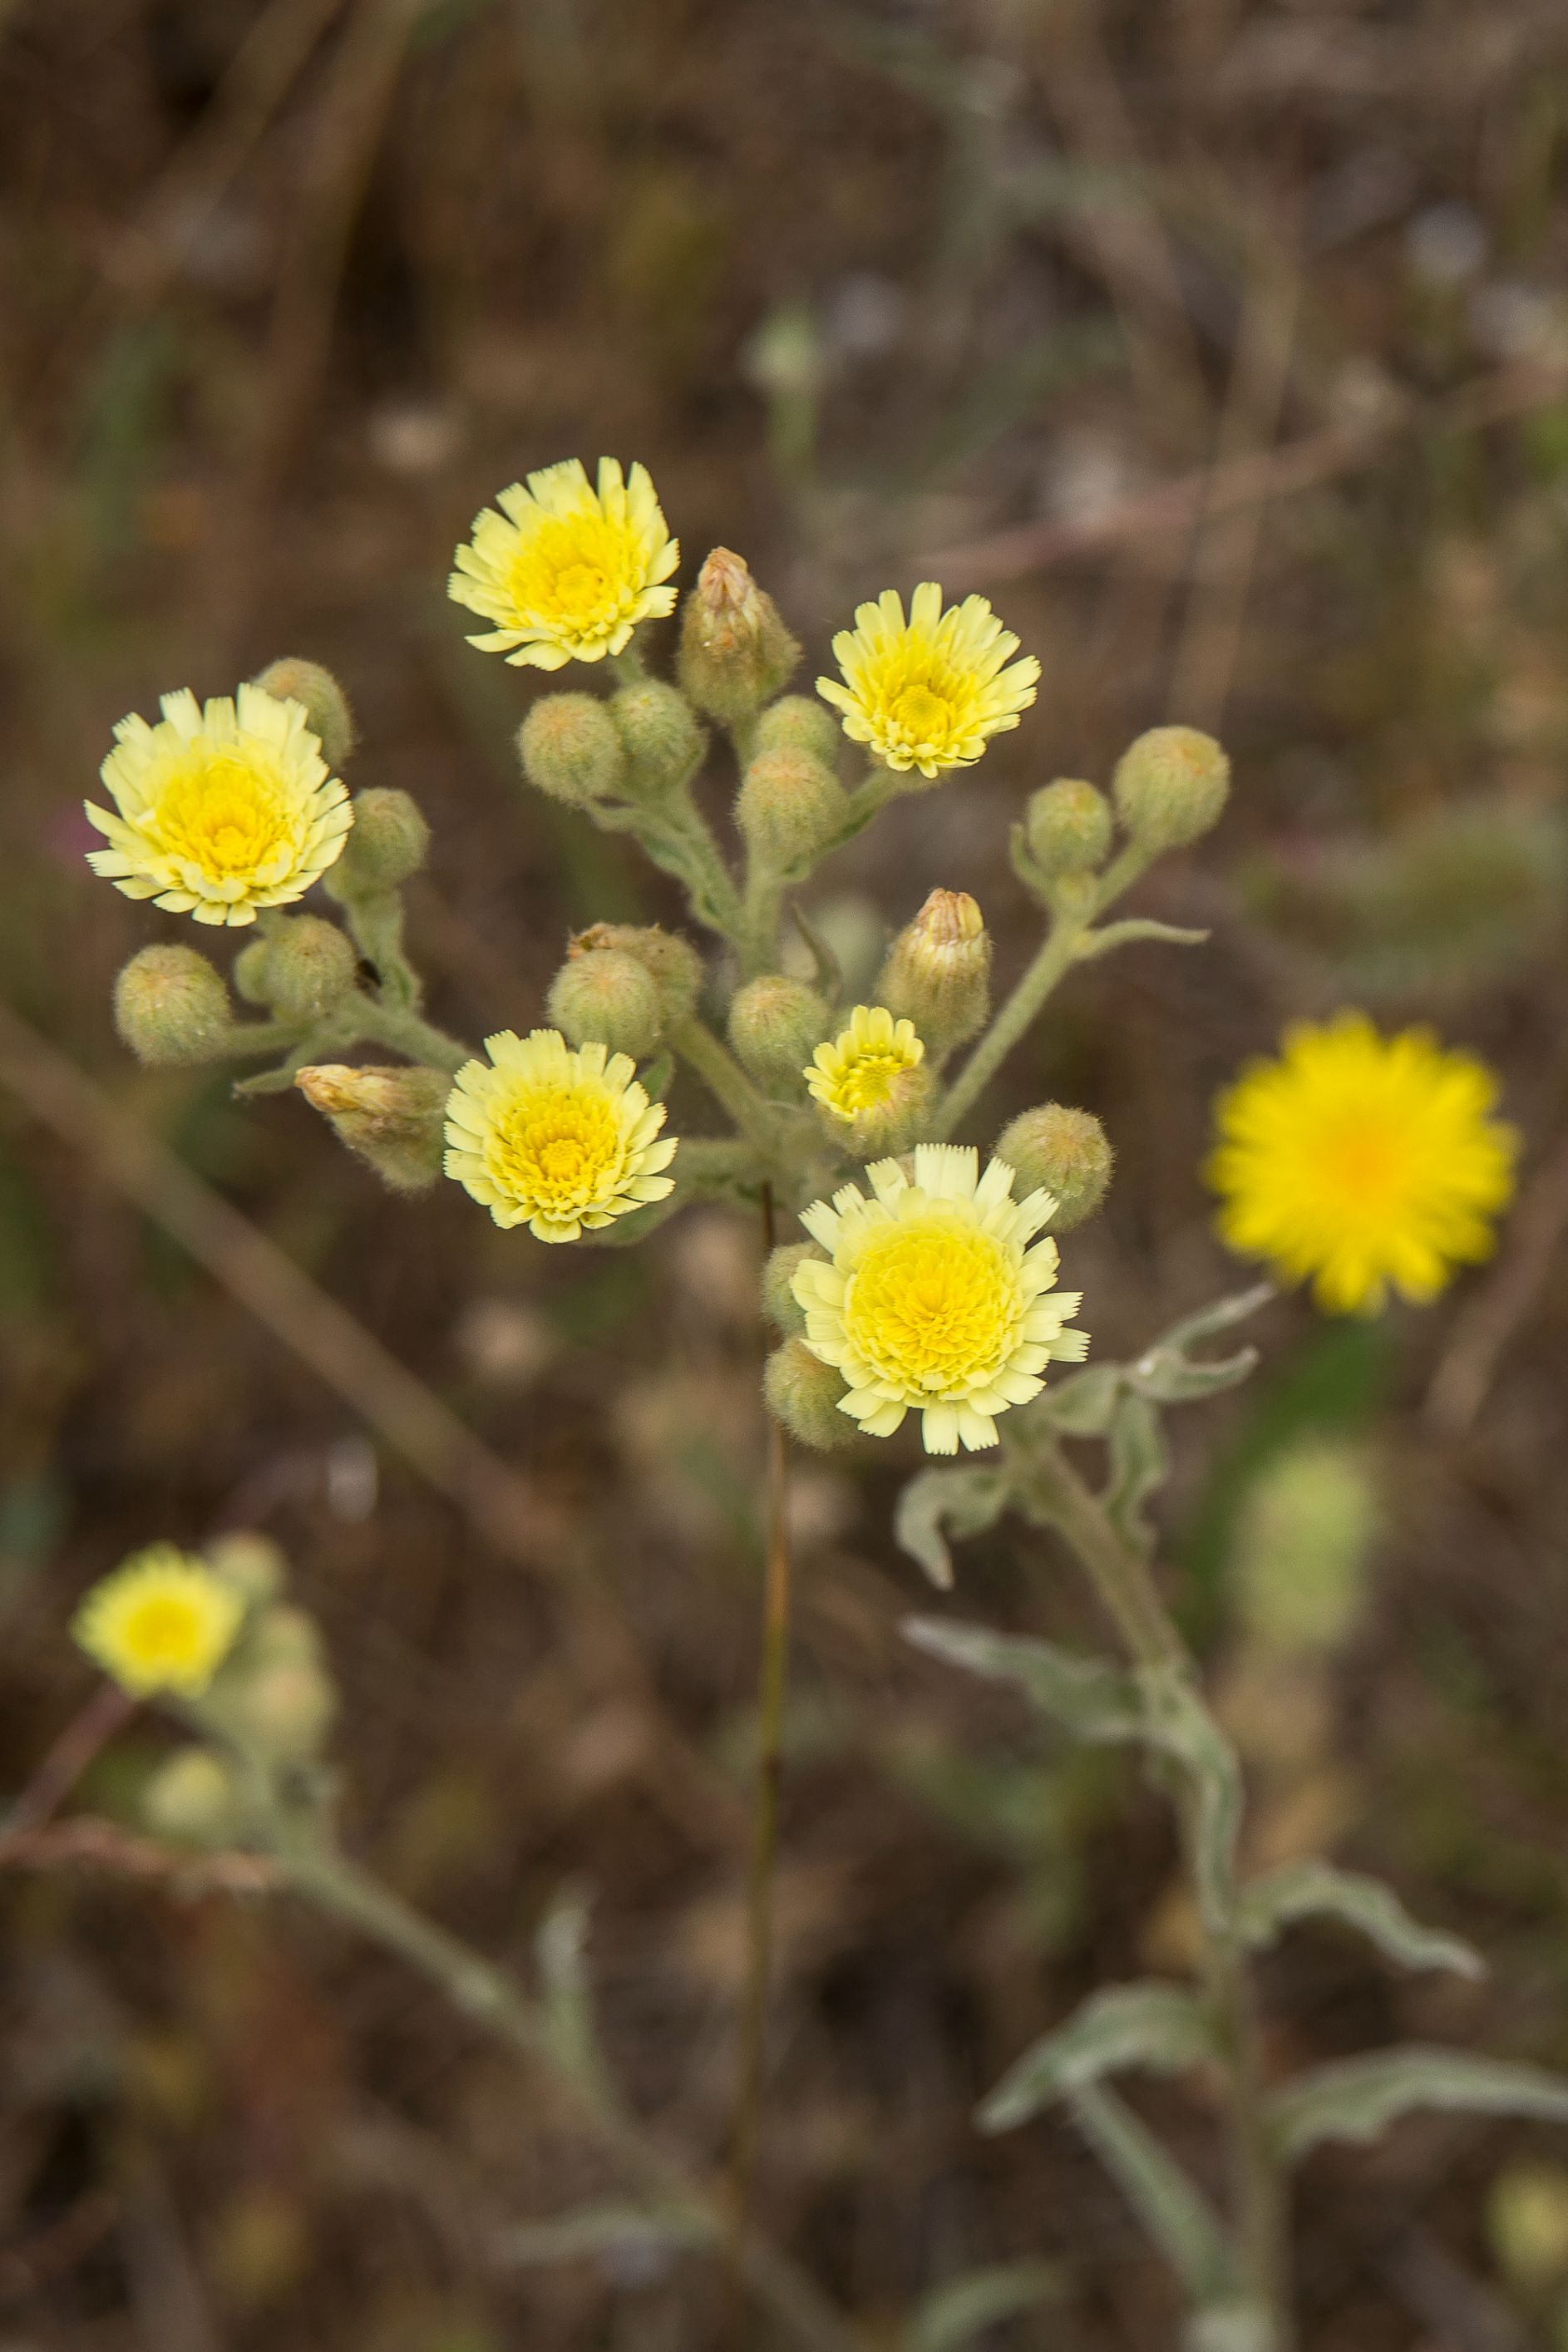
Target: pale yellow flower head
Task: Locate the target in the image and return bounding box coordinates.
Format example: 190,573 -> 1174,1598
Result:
448,458 -> 679,669
816,583 -> 1039,779
73,1545 -> 245,1699
86,686 -> 351,927
805,1004 -> 925,1123
792,1144 -> 1087,1455
1206,1013 -> 1517,1314
444,1028 -> 677,1242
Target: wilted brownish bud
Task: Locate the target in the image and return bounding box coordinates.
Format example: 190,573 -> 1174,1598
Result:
295,1063 -> 448,1192
678,548 -> 801,725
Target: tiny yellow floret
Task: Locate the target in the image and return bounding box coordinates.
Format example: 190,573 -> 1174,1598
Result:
805,1004 -> 925,1122
444,1028 -> 677,1242
448,457 -> 679,669
816,582 -> 1039,779
73,1545 -> 245,1699
86,686 -> 351,926
791,1144 -> 1087,1454
1206,1013 -> 1517,1314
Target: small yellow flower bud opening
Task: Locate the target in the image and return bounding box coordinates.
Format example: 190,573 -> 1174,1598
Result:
763,1338 -> 856,1451
548,941 -> 664,1059
806,1004 -> 932,1153
1023,778 -> 1113,876
728,975 -> 831,1094
876,889 -> 991,1056
609,678 -> 706,796
113,944 -> 232,1066
296,1063 -> 449,1193
259,915 -> 360,1023
329,787 -> 429,893
678,547 -> 801,725
251,658 -> 357,772
994,1104 -> 1113,1230
736,747 -> 848,870
518,693 -> 628,806
1112,726 -> 1230,853
574,922 -> 704,1025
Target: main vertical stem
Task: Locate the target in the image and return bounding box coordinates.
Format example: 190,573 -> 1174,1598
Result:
727,1186 -> 796,2314
1029,1437 -> 1293,2347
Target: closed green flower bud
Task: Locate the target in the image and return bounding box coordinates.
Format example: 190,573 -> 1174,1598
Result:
252,658 -> 356,771
876,889 -> 991,1055
1112,725 -> 1230,852
753,694 -> 841,768
1490,2166 -> 1568,2294
1025,778 -> 1113,875
141,1747 -> 241,1847
245,1602 -> 323,1673
114,944 -> 232,1066
226,1658 -> 336,1763
763,1338 -> 855,1451
259,915 -> 359,1023
232,938 -> 274,1006
548,942 -> 663,1058
574,921 -> 704,1024
518,693 -> 628,806
736,747 -> 848,870
728,974 -> 831,1093
206,1531 -> 287,1606
994,1104 -> 1113,1228
609,678 -> 705,796
1230,1439 -> 1377,1655
295,1063 -> 449,1193
763,1241 -> 824,1336
678,548 -> 801,725
328,788 -> 428,895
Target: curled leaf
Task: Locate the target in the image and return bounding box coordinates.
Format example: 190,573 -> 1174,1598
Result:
895,1465 -> 1010,1589
1270,2046 -> 1568,2164
981,1980 -> 1219,2133
1236,1861 -> 1483,1980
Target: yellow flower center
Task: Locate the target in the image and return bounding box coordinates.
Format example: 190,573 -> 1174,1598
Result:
122,1595 -> 210,1676
1314,1117 -> 1404,1214
889,682 -> 954,745
510,518 -> 637,636
845,1217 -> 1016,1396
488,1082 -> 620,1212
154,750 -> 291,880
833,1049 -> 914,1116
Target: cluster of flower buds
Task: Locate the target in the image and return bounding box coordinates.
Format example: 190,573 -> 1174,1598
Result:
1015,726 -> 1230,910
545,922 -> 704,1063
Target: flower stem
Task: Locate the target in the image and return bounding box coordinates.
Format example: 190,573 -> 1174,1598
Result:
934,910 -> 1088,1141
354,998 -> 471,1074
670,1018 -> 781,1153
1026,1435 -> 1294,2349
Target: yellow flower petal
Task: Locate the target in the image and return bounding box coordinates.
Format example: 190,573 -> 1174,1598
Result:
73,1545 -> 245,1699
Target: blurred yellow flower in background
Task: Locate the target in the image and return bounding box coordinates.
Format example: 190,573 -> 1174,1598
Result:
86,686 -> 350,926
805,1004 -> 925,1122
73,1546 -> 244,1698
448,457 -> 679,668
1207,1013 -> 1516,1314
816,583 -> 1039,779
792,1144 -> 1086,1454
444,1028 -> 677,1242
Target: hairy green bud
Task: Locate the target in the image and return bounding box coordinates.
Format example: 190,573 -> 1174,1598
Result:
295,1063 -> 449,1193
736,747 -> 848,870
548,942 -> 663,1058
1230,1439 -> 1378,1655
113,944 -> 232,1067
252,658 -> 356,770
206,1531 -> 287,1607
994,1104 -> 1113,1229
246,1602 -> 323,1673
609,678 -> 705,796
1112,725 -> 1230,852
232,939 -> 274,1006
678,548 -> 801,725
876,889 -> 991,1056
259,915 -> 359,1023
763,1338 -> 855,1451
141,1748 -> 242,1847
225,1659 -> 336,1764
753,693 -> 841,768
329,788 -> 428,895
573,922 -> 703,1025
762,1241 -> 824,1337
821,1060 -> 936,1161
1024,778 -> 1113,876
728,974 -> 831,1093
518,693 -> 627,806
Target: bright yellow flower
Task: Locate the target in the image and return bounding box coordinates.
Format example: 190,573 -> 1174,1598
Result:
792,1144 -> 1087,1454
805,1004 -> 925,1122
86,686 -> 351,927
73,1545 -> 244,1699
816,582 -> 1039,780
448,457 -> 679,669
444,1028 -> 677,1242
1206,1013 -> 1517,1314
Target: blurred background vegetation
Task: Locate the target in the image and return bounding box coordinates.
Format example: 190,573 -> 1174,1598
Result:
3,2 -> 1568,2345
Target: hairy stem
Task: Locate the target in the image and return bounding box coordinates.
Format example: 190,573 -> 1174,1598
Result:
355,998 -> 471,1074
670,1018 -> 782,1153
934,909 -> 1089,1141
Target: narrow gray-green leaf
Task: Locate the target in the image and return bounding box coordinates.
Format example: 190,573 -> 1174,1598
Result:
536,1884 -> 603,2088
1270,2046 -> 1568,2164
496,2200 -> 713,2267
1072,2083 -> 1235,2303
907,2260 -> 1062,2351
1140,1666 -> 1243,1930
895,1466 -> 1011,1590
1105,1391 -> 1169,1554
1145,1284 -> 1275,1358
1130,1284 -> 1272,1407
1037,1362 -> 1122,1437
981,1980 -> 1219,2133
1237,1862 -> 1483,1980
905,1617 -> 1150,1743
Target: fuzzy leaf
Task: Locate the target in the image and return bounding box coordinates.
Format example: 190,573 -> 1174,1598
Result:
1105,1392 -> 1169,1554
905,1618 -> 1151,1743
1140,1666 -> 1243,1931
895,1467 -> 1012,1590
536,1885 -> 603,2088
907,2261 -> 1062,2350
981,1981 -> 1219,2133
1041,1363 -> 1123,1437
496,2201 -> 713,2268
1130,1284 -> 1273,1406
1072,2083 -> 1235,2302
1236,1862 -> 1484,1980
1270,2046 -> 1568,2164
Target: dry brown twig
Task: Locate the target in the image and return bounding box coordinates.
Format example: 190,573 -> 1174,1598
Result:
1424,1130 -> 1568,1440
